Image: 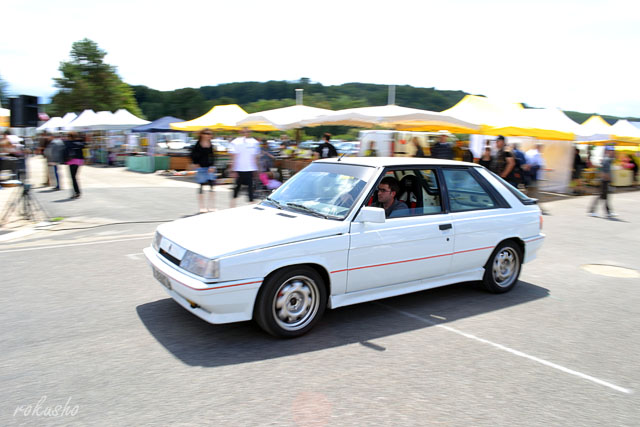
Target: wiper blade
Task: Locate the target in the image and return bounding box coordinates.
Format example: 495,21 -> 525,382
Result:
264,196 -> 283,209
285,202 -> 328,219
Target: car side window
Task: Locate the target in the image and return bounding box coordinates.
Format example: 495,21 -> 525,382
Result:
442,168 -> 497,212
386,169 -> 443,217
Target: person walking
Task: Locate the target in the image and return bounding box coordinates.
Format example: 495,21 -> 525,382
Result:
452,140 -> 474,162
412,137 -> 425,158
493,135 -> 517,187
364,140 -> 377,157
588,147 -> 616,218
525,142 -> 547,214
44,132 -> 66,190
478,145 -> 493,169
229,128 -> 260,208
571,146 -> 586,195
430,131 -> 454,160
190,129 -> 217,213
314,133 -> 338,159
64,132 -> 86,199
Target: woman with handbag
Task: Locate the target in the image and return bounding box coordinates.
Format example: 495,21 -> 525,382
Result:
190,129 -> 216,213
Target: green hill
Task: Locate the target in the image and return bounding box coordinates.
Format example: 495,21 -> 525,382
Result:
131,79 -> 640,126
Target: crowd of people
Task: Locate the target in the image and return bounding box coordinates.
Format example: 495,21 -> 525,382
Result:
1,130 -> 87,199
2,127 -> 638,220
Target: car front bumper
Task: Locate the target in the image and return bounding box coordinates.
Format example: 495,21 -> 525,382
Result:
143,247 -> 262,324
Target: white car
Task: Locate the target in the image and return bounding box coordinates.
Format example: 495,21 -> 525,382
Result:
144,158 -> 545,337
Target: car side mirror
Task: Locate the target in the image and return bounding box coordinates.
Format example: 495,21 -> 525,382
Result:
354,206 -> 386,223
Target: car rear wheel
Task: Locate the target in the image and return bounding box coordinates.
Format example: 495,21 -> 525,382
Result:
483,240 -> 522,293
255,266 -> 326,338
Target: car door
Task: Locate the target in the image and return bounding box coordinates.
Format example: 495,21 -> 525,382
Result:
346,168 -> 454,293
440,167 -> 510,274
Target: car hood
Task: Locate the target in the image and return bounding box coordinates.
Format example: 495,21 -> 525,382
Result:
157,205 -> 347,259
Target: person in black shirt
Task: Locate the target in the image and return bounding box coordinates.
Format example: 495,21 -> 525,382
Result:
314,133 -> 338,159
430,132 -> 454,160
64,132 -> 86,199
479,145 -> 493,169
190,128 -> 216,213
494,135 -> 517,187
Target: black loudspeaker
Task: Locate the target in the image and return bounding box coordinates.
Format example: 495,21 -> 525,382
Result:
9,95 -> 39,127
9,97 -> 23,127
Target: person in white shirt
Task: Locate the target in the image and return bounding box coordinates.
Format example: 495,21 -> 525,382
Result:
229,127 -> 260,208
525,142 -> 547,213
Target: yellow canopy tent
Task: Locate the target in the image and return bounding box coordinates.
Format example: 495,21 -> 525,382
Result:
433,95 -> 578,140
170,104 -> 250,132
485,107 -> 578,141
0,108 -> 9,128
435,95 -> 524,135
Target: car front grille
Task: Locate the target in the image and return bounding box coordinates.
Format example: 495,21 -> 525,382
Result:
159,248 -> 181,266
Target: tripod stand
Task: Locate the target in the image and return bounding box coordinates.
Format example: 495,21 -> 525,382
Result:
0,182 -> 49,226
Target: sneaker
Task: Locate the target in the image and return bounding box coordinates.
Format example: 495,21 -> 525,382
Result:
608,212 -> 618,218
588,212 -> 598,217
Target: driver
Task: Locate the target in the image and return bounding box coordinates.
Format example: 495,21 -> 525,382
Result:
376,176 -> 408,218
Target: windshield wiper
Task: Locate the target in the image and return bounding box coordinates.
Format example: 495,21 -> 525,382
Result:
264,196 -> 283,209
285,203 -> 330,219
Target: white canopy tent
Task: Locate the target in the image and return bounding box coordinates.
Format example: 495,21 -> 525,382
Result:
66,109 -> 97,131
300,104 -> 479,131
66,109 -> 149,131
37,116 -> 64,132
610,119 -> 640,144
238,105 -> 333,130
110,109 -> 149,129
577,115 -> 613,142
38,112 -> 79,132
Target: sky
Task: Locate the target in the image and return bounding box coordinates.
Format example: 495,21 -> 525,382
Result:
2,0 -> 640,118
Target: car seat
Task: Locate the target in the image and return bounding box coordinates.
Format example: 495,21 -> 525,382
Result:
398,175 -> 423,214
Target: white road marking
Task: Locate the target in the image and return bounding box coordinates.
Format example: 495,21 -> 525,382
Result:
378,303 -> 632,394
0,228 -> 36,243
126,252 -> 144,260
0,235 -> 153,254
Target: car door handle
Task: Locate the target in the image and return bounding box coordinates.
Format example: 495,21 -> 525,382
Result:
439,224 -> 452,230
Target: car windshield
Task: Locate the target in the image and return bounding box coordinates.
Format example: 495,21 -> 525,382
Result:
264,162 -> 375,219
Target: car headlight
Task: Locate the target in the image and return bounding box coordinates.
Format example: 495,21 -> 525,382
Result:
181,251 -> 219,279
152,231 -> 162,251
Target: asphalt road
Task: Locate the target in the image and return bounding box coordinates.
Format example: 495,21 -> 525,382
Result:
1,181 -> 639,426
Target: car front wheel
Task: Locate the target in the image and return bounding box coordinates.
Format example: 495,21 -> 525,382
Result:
255,266 -> 327,338
483,241 -> 522,293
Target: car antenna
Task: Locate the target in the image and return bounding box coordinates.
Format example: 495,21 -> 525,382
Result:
337,152 -> 345,161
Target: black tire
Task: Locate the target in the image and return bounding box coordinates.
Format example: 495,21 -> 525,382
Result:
482,240 -> 522,293
254,266 -> 327,338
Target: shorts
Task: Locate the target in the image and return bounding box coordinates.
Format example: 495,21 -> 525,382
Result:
196,167 -> 216,184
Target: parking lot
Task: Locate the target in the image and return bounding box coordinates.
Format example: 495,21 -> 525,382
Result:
1,174 -> 639,425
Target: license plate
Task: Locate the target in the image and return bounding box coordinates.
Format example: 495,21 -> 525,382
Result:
153,267 -> 172,290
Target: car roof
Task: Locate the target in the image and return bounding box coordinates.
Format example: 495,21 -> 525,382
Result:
315,156 -> 478,168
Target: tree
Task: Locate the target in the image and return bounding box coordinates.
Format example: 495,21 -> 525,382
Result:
49,38 -> 143,117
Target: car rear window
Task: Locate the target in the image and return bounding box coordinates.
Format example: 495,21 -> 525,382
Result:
442,168 -> 498,212
486,170 -> 537,205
